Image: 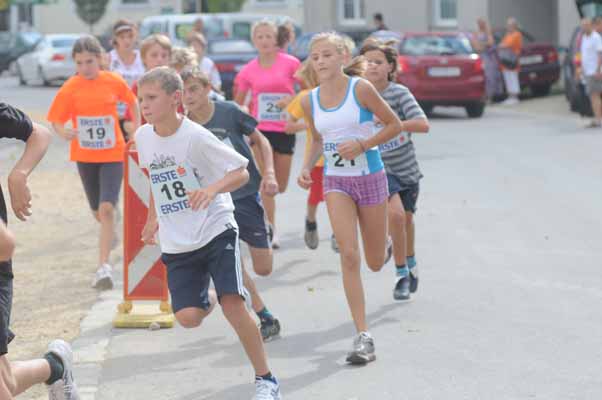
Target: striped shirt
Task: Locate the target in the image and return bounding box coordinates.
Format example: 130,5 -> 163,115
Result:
378,82 -> 426,186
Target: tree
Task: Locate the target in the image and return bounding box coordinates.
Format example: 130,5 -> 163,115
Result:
73,0 -> 109,33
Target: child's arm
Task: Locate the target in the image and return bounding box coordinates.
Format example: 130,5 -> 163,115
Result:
403,118 -> 429,134
284,119 -> 306,135
188,167 -> 249,211
247,129 -> 278,196
141,191 -> 159,245
51,122 -> 77,141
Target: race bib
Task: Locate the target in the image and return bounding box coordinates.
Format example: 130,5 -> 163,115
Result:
323,141 -> 369,176
257,93 -> 287,122
77,116 -> 116,150
379,132 -> 410,153
150,163 -> 201,217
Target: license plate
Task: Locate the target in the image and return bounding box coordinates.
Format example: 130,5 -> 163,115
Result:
428,67 -> 461,77
520,55 -> 543,65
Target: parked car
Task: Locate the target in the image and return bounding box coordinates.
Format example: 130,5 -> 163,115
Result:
397,32 -> 486,118
291,32 -> 357,61
0,30 -> 42,73
207,38 -> 256,99
16,34 -> 79,86
492,29 -> 560,97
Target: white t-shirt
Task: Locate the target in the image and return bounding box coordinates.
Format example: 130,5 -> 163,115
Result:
135,117 -> 248,254
200,56 -> 222,90
580,31 -> 602,77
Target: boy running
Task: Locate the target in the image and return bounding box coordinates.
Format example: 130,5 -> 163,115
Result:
181,67 -> 282,342
137,67 -> 281,399
0,103 -> 79,399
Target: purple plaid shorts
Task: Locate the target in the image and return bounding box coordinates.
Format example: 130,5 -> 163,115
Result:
323,170 -> 388,207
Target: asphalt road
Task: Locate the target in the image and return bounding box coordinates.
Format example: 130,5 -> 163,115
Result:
2,76 -> 601,400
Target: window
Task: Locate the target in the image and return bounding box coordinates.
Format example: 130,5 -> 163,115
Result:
433,0 -> 457,27
338,0 -> 366,25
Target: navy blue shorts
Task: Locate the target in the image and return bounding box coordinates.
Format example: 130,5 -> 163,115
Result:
233,194 -> 270,249
0,267 -> 15,355
386,173 -> 420,214
161,229 -> 245,313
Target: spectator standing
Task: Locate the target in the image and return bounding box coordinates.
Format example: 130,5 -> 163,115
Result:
579,17 -> 602,127
373,13 -> 388,31
499,17 -> 522,105
471,17 -> 504,100
188,32 -> 222,92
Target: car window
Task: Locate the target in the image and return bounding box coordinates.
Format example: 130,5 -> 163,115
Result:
209,40 -> 255,54
232,22 -> 252,40
51,38 -> 77,48
175,18 -> 224,41
401,35 -> 473,56
140,21 -> 165,38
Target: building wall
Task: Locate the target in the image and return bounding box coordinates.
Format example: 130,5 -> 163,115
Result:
488,0 -> 558,44
557,0 -> 580,47
242,0 -> 305,25
32,0 -> 182,35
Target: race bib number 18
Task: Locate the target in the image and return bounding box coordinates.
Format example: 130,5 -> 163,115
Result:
150,164 -> 201,217
257,93 -> 287,122
77,116 -> 116,150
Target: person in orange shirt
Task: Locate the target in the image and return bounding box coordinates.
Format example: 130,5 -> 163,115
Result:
499,17 -> 523,105
47,36 -> 140,290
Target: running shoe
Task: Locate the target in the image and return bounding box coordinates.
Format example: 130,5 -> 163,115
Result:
346,332 -> 376,365
384,237 -> 393,265
91,264 -> 114,290
260,318 -> 281,342
330,234 -> 339,253
409,266 -> 419,293
253,376 -> 282,400
393,275 -> 411,301
47,339 -> 80,400
304,219 -> 319,250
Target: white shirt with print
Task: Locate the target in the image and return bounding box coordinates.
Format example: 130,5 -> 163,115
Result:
135,117 -> 248,254
581,31 -> 602,77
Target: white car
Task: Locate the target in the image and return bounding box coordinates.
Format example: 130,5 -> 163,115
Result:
16,34 -> 79,86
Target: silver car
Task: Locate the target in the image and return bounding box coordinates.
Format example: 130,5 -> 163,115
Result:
16,34 -> 79,86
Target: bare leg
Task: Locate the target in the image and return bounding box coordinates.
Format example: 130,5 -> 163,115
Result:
174,290 -> 217,328
388,194 -> 407,266
221,294 -> 270,375
406,212 -> 415,257
243,266 -> 265,314
307,202 -> 318,222
0,355 -> 51,398
358,201 -> 388,272
591,92 -> 602,124
325,192 -> 366,332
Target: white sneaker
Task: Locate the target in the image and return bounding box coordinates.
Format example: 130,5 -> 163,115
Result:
91,264 -> 114,290
253,376 -> 282,400
47,339 -> 80,400
501,97 -> 519,106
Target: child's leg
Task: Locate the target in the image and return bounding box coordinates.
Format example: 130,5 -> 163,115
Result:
97,162 -> 123,265
97,202 -> 115,265
358,201 -> 388,272
220,294 -> 270,376
325,193 -> 366,332
406,212 -> 415,258
306,202 -> 318,222
388,194 -> 407,266
173,291 -> 217,328
5,358 -> 50,396
242,266 -> 265,314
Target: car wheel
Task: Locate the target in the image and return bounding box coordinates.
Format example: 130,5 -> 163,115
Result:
39,66 -> 50,86
531,84 -> 551,97
465,102 -> 485,118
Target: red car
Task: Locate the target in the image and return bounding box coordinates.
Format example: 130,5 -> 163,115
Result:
396,32 -> 486,118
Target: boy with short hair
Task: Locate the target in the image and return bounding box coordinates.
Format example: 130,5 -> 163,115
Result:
136,67 -> 281,400
181,67 -> 282,342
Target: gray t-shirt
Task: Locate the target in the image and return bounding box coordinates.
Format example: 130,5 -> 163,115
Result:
378,82 -> 426,187
203,101 -> 261,200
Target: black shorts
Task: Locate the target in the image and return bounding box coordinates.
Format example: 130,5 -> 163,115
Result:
262,130 -> 296,155
233,194 -> 270,249
161,229 -> 245,313
386,173 -> 420,214
77,162 -> 123,211
0,269 -> 15,355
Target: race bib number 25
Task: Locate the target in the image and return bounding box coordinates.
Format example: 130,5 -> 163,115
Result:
150,164 -> 201,217
257,93 -> 287,122
77,116 -> 116,150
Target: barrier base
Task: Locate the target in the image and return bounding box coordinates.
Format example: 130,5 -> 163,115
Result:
113,303 -> 175,329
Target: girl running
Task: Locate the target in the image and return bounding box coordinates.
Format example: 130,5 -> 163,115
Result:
361,41 -> 429,301
234,20 -> 300,248
47,36 -> 140,290
297,32 -> 403,364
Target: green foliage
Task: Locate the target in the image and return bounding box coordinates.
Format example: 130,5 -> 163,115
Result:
207,0 -> 244,12
73,0 -> 109,32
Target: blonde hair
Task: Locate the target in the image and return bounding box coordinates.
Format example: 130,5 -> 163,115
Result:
309,32 -> 366,77
170,47 -> 198,70
188,32 -> 207,48
138,66 -> 183,94
294,60 -> 319,88
251,19 -> 278,38
180,66 -> 210,87
140,34 -> 172,62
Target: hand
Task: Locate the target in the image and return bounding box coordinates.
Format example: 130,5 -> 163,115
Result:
260,173 -> 279,197
7,170 -> 31,221
188,187 -> 217,211
276,95 -> 293,109
284,121 -> 301,134
141,219 -> 159,245
64,128 -> 78,141
337,139 -> 364,161
297,168 -> 313,190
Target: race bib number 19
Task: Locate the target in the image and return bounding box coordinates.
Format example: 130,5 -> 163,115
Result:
257,93 -> 287,122
150,164 -> 201,217
77,116 -> 116,150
